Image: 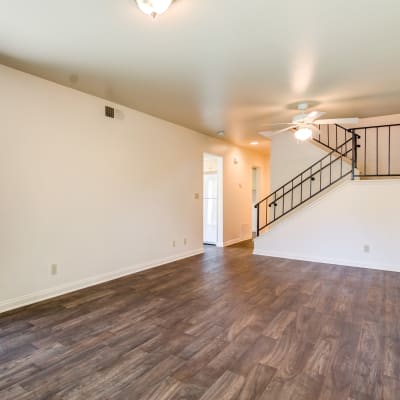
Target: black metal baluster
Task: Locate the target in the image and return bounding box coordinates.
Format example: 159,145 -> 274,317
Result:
376,127 -> 379,176
291,180 -> 294,208
340,151 -> 343,177
328,124 -> 330,148
336,125 -> 338,149
264,199 -> 267,227
256,204 -> 260,236
364,128 -> 367,175
355,130 -> 358,170
320,161 -> 322,191
388,126 -> 391,175
300,174 -> 303,203
351,132 -> 356,179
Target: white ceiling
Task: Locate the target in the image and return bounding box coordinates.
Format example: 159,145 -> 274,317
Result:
1,0 -> 400,153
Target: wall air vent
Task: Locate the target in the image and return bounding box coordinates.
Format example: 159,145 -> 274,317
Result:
105,106 -> 115,119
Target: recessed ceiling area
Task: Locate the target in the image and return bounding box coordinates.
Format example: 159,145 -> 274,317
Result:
1,0 -> 400,153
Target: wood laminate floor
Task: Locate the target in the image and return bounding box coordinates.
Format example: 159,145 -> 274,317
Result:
1,242 -> 400,399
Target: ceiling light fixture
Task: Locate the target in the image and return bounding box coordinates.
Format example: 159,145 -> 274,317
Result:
136,0 -> 173,18
250,141 -> 259,145
294,127 -> 312,141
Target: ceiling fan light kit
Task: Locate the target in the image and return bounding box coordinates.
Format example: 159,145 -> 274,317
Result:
295,127 -> 313,141
136,0 -> 173,17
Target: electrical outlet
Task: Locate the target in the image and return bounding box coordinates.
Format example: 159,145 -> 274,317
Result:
184,238 -> 187,246
172,240 -> 176,247
363,245 -> 370,253
51,264 -> 58,275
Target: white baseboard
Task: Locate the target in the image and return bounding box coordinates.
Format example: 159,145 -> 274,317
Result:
253,248 -> 400,273
0,248 -> 204,314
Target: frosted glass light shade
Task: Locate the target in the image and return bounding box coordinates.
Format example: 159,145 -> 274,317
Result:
295,127 -> 312,141
136,0 -> 173,17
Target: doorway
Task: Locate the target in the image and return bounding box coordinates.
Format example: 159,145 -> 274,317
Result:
252,167 -> 261,236
203,154 -> 223,246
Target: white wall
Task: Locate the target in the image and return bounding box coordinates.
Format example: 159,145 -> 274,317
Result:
254,180 -> 400,272
0,65 -> 269,312
270,131 -> 327,192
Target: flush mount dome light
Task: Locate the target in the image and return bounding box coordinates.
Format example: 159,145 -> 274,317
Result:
295,127 -> 313,141
136,0 -> 173,17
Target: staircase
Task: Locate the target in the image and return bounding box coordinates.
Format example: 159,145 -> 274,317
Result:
254,122 -> 400,236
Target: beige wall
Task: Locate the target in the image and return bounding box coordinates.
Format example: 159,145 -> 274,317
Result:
0,65 -> 269,312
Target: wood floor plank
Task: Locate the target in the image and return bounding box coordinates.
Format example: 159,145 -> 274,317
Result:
198,370 -> 245,400
205,325 -> 262,380
263,310 -> 296,340
140,377 -> 182,400
113,354 -> 185,399
0,384 -> 30,400
350,321 -> 384,399
322,320 -> 361,399
294,306 -> 324,344
260,372 -> 323,400
304,337 -> 338,378
382,376 -> 400,400
384,336 -> 400,379
230,334 -> 276,376
260,321 -> 314,380
236,364 -> 276,400
140,377 -> 206,400
172,335 -> 229,384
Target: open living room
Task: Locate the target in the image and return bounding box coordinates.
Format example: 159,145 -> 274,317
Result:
1,1 -> 400,399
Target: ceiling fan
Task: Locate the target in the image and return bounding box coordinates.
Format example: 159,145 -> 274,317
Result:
259,103 -> 359,141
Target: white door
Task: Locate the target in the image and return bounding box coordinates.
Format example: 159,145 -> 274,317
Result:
203,173 -> 218,244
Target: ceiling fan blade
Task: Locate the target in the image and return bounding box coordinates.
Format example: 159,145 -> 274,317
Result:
314,117 -> 359,125
304,111 -> 326,123
259,127 -> 294,138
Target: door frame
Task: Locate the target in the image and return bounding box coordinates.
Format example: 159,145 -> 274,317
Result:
203,153 -> 224,247
252,166 -> 261,234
